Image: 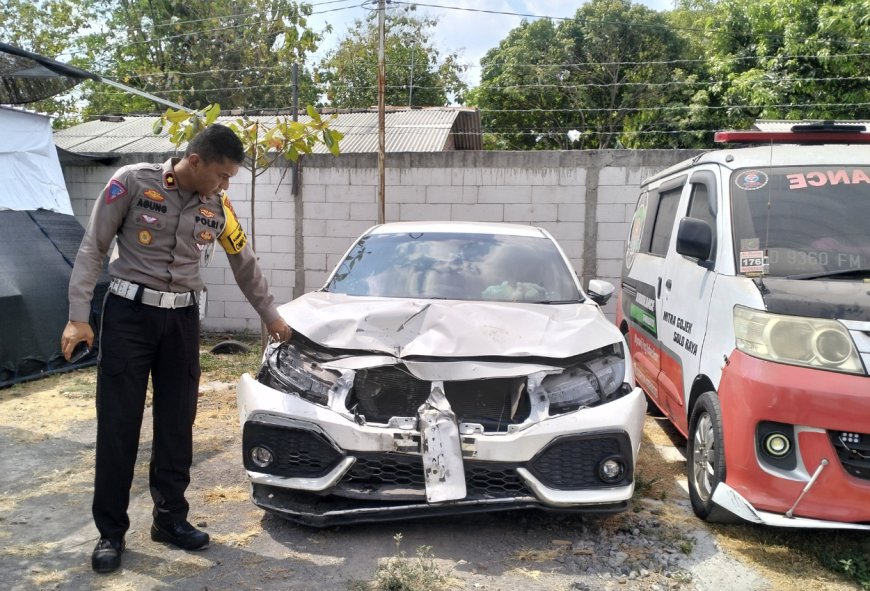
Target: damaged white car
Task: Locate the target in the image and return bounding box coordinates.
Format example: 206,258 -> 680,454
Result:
237,221 -> 646,526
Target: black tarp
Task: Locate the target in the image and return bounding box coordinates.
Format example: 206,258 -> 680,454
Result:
0,209 -> 109,387
0,42 -> 97,104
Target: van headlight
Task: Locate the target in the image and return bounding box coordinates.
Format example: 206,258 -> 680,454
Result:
540,345 -> 629,413
733,305 -> 865,374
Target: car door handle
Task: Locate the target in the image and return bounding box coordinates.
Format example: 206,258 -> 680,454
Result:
665,279 -> 672,290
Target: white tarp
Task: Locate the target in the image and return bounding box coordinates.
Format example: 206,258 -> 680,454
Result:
0,107 -> 73,215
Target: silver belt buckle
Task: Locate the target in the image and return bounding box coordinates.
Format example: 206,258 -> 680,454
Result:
159,291 -> 177,309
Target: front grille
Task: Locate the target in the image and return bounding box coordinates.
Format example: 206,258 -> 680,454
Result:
350,366 -> 529,428
528,434 -> 632,489
343,453 -> 531,498
242,422 -> 343,478
829,430 -> 870,481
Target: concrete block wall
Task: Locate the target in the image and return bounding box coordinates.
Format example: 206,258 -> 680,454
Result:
62,149 -> 698,330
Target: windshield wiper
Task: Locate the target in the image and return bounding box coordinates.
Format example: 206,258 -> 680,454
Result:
532,299 -> 584,304
786,267 -> 870,280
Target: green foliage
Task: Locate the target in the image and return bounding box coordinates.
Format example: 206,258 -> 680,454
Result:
473,0 -> 687,149
372,533 -> 453,591
318,5 -> 468,108
0,0 -> 95,127
77,0 -> 325,115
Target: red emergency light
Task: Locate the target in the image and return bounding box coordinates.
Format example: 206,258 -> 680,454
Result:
715,122 -> 870,144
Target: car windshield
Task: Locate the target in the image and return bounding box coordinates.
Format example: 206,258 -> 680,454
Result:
730,166 -> 870,278
326,231 -> 583,303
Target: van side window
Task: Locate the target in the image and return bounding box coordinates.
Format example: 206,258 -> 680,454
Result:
687,184 -> 716,259
649,187 -> 681,256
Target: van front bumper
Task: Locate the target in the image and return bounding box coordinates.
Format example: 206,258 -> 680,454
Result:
717,350 -> 870,527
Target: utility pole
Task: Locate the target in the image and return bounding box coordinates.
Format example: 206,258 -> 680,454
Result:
377,0 -> 386,224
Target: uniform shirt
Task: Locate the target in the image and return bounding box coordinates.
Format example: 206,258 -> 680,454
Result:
68,158 -> 280,325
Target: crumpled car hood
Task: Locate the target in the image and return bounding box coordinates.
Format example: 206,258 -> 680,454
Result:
278,291 -> 620,359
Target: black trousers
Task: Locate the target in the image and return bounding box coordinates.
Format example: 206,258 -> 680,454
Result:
92,293 -> 200,541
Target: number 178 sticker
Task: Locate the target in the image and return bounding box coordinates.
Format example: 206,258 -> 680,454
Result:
739,250 -> 766,274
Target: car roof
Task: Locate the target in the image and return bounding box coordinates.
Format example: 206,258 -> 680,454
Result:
366,221 -> 549,238
643,143 -> 870,188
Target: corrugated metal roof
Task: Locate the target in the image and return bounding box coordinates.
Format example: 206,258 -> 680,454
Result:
54,108 -> 481,156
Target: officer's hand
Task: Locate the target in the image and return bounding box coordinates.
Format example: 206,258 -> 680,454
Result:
61,321 -> 95,361
266,318 -> 292,342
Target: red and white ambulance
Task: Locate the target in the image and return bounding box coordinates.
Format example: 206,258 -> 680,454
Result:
617,122 -> 870,529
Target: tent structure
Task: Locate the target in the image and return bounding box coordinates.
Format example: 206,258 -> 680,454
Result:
0,51 -> 110,386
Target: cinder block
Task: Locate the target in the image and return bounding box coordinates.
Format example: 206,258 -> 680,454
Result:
272,270 -> 295,288
326,184 -> 376,203
326,219 -> 374,239
478,186 -> 531,204
271,200 -> 296,220
256,218 -> 295,237
557,203 -> 586,222
597,259 -> 624,278
599,167 -> 644,187
305,236 -> 358,255
556,238 -> 584,260
305,270 -> 330,289
207,283 -> 246,302
306,202 -> 350,220
398,203 -> 452,221
545,221 -> 585,241
301,185 -> 326,202
272,235 -> 295,253
225,301 -> 259,320
501,168 -> 559,186
596,203 -> 626,223
349,203 -> 379,224
596,240 -> 626,259
351,168 -> 378,186
203,299 -> 223,320
599,185 -> 641,205
504,203 -> 558,223
253,201 -> 272,219
304,168 -> 350,185
303,218 -> 327,236
559,168 -> 587,187
451,204 -> 504,222
391,185 -> 427,204
532,185 -> 582,204
598,221 -> 631,242
256,252 -> 295,271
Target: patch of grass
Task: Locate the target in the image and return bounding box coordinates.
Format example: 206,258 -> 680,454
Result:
372,533 -> 456,591
199,330 -> 264,382
817,540 -> 870,590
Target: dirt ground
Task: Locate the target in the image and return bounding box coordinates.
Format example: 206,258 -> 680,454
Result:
0,354 -> 864,591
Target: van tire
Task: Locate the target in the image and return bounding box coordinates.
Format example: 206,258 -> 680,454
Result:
687,392 -> 741,523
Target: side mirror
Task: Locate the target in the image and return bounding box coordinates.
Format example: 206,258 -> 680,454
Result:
587,279 -> 615,306
676,217 -> 713,262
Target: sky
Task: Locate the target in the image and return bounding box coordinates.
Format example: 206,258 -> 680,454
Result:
305,0 -> 677,87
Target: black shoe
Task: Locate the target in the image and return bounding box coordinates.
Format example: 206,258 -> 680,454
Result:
150,520 -> 209,550
91,537 -> 125,573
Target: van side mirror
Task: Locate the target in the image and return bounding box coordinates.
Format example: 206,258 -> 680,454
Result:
587,279 -> 614,306
676,217 -> 713,264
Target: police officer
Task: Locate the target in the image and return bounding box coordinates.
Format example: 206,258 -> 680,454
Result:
60,124 -> 291,574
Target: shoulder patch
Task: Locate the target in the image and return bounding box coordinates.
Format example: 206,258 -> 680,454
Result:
218,193 -> 247,255
105,179 -> 127,204
143,189 -> 165,202
163,172 -> 176,189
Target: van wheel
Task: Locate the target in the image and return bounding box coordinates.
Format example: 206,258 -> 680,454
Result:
687,392 -> 741,523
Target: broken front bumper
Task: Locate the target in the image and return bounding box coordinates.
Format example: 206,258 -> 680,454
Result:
236,373 -> 647,526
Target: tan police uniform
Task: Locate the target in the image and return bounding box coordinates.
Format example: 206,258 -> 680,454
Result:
68,157 -> 280,543
69,158 -> 279,324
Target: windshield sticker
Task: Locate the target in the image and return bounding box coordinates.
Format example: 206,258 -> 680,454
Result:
739,250 -> 766,275
787,169 -> 870,190
625,193 -> 648,269
735,170 -> 769,191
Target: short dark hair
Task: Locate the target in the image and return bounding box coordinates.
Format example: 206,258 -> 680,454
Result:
185,123 -> 245,164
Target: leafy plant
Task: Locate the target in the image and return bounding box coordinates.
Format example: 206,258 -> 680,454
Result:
373,533 -> 454,591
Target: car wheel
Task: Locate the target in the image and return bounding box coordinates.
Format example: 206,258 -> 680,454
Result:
687,392 -> 741,523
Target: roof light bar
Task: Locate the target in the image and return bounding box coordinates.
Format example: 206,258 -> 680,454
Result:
714,130 -> 870,144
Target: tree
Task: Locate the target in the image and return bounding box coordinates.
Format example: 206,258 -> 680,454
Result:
682,0 -> 870,134
318,5 -> 468,108
0,0 -> 95,126
472,0 -> 687,149
78,0 -> 325,115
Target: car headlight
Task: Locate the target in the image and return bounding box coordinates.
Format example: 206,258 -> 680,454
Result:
256,340 -> 340,405
539,345 -> 628,413
733,305 -> 864,374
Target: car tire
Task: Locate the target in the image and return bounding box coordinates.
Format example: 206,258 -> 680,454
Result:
687,392 -> 741,523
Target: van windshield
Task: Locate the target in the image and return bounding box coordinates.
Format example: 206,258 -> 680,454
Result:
730,166 -> 870,278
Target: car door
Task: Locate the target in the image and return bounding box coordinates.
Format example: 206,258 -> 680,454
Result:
622,176 -> 686,413
656,169 -> 719,435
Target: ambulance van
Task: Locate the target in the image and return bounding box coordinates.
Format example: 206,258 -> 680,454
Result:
617,122 -> 870,529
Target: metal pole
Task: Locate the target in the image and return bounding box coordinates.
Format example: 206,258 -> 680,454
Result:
291,62 -> 300,196
377,0 -> 386,224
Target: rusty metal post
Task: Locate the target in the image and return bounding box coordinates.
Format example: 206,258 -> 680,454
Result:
377,0 -> 386,224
